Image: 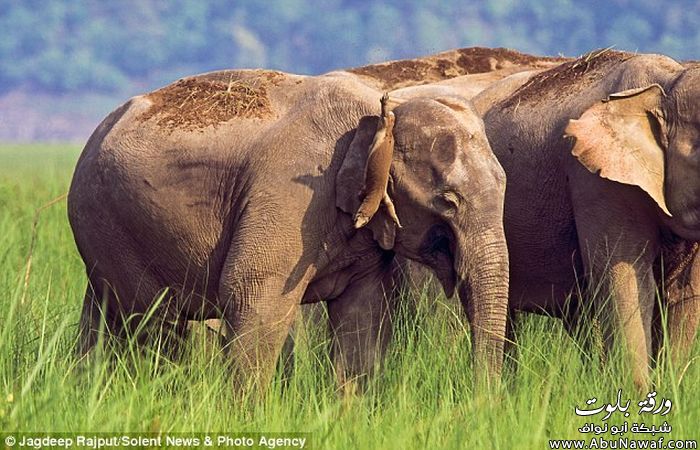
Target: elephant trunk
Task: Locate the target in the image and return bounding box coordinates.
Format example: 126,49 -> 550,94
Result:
454,221 -> 509,389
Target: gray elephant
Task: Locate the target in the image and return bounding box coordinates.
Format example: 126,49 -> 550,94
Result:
347,46 -> 567,277
189,47 -> 568,343
67,68 -> 509,389
475,49 -> 700,391
288,48 -> 568,369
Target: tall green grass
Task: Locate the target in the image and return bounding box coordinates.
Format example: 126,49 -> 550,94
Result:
0,144 -> 698,449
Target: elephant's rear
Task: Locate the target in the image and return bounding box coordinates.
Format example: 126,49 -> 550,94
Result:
69,70 -> 315,355
69,97 -> 140,286
68,95 -> 232,352
69,97 -> 179,346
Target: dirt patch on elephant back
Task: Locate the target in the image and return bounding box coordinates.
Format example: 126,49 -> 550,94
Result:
501,49 -> 632,108
348,59 -> 435,89
454,46 -> 568,73
140,71 -> 276,131
348,46 -> 569,90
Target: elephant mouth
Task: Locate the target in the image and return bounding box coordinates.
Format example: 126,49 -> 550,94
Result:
679,208 -> 700,236
420,224 -> 457,297
663,206 -> 700,241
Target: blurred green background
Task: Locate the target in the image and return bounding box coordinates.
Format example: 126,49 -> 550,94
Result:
1,0 -> 699,141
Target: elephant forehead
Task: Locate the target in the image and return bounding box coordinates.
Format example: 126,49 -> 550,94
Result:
395,115 -> 461,144
427,132 -> 460,163
444,154 -> 471,185
445,145 -> 500,189
670,72 -> 700,123
397,126 -> 464,169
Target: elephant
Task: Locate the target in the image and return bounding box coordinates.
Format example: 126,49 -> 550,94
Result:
302,48 -> 564,301
197,48 -> 567,334
267,48 -> 570,360
67,67 -> 510,390
472,48 -> 700,391
188,46 -> 568,372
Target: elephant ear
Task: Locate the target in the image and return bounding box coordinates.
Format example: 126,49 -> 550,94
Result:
336,114 -> 397,250
565,84 -> 671,216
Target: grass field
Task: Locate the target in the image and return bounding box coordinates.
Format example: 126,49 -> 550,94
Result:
1,144 -> 699,449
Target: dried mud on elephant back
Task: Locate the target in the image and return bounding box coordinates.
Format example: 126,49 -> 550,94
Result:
140,71 -> 277,131
349,46 -> 568,90
501,49 -> 631,107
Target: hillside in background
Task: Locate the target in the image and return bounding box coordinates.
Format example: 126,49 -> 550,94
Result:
2,0 -> 699,142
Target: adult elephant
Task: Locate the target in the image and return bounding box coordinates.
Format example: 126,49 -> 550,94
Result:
478,49 -> 700,391
68,69 -> 509,389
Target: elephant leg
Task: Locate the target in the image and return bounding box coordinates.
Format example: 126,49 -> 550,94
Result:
668,299 -> 700,367
576,242 -> 656,392
78,282 -> 192,360
220,277 -> 300,391
664,253 -> 700,367
578,237 -> 657,392
326,266 -> 394,392
95,278 -> 190,360
77,279 -> 114,358
209,194 -> 321,390
77,275 -> 146,358
278,326 -> 296,384
217,219 -> 310,392
78,226 -> 189,358
571,180 -> 659,392
605,259 -> 656,391
562,293 -> 605,362
144,297 -> 191,360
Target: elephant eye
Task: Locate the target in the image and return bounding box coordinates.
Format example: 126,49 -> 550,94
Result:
434,191 -> 461,214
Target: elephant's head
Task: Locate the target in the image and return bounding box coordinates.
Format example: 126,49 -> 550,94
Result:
566,68 -> 700,240
337,94 -> 509,382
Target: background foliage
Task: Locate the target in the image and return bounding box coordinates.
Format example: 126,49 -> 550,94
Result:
2,0 -> 700,95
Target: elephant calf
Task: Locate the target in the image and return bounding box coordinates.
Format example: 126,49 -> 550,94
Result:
68,68 -> 509,389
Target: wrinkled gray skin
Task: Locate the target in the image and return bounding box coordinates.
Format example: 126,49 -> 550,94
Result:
477,50 -> 700,391
286,47 -> 566,372
68,69 -> 509,389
